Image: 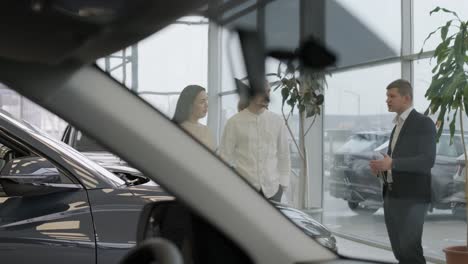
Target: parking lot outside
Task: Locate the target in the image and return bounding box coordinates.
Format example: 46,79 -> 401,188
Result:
321,128 -> 467,262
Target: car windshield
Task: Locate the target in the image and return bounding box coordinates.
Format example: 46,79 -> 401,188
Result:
2,1 -> 467,263
91,1 -> 468,261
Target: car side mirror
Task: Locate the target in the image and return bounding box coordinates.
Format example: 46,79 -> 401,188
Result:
0,157 -> 81,196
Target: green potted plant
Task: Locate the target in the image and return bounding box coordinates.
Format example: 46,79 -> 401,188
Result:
420,7 -> 468,263
268,62 -> 327,209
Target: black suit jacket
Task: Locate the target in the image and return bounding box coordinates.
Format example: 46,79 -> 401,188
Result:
385,109 -> 436,202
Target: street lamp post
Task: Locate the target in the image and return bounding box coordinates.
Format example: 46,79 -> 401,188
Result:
344,90 -> 360,116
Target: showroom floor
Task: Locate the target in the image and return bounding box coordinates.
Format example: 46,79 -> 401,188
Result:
336,236 -> 438,264
320,191 -> 460,264
336,236 -> 399,263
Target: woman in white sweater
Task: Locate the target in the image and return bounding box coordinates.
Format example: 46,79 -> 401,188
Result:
172,85 -> 216,151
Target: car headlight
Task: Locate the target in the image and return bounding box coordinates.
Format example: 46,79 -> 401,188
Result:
316,237 -> 337,252
289,218 -> 337,251
278,206 -> 337,251
288,219 -> 329,237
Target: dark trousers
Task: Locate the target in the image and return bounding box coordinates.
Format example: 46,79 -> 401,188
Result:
384,194 -> 428,264
260,186 -> 283,202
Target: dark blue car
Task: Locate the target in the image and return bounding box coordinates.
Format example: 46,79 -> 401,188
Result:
0,110 -> 171,264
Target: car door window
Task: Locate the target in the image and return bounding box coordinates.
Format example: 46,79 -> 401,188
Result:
0,125 -> 96,264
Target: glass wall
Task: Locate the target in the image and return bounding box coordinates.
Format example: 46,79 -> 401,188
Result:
323,0 -> 468,261
0,84 -> 67,139
1,0 -> 466,262
325,0 -> 400,68
98,16 -> 209,121
413,0 -> 468,52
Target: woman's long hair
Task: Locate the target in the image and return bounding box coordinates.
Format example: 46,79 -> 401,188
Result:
172,85 -> 206,124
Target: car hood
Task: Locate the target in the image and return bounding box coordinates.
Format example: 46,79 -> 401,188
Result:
82,151 -> 158,187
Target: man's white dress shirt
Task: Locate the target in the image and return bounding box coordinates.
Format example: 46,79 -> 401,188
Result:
219,109 -> 291,197
387,106 -> 414,183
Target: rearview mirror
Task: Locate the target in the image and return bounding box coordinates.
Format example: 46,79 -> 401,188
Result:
268,35 -> 337,69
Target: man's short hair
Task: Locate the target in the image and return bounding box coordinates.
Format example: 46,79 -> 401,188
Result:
386,79 -> 413,100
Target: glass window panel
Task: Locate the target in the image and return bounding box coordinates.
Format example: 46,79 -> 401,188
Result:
221,29 -> 249,92
220,93 -> 239,141
265,0 -> 300,50
325,62 -> 401,118
413,58 -> 434,113
96,48 -> 136,89
137,22 -> 208,94
0,85 -> 67,139
86,4 -> 468,260
323,62 -> 401,240
413,0 -> 468,53
98,17 -> 209,120
325,0 -> 400,67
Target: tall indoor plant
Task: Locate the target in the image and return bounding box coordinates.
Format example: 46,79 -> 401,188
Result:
269,62 -> 327,209
420,7 -> 468,263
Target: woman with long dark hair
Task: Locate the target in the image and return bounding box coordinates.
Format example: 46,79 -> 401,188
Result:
173,85 -> 215,150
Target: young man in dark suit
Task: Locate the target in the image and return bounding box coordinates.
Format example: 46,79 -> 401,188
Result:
370,79 -> 436,264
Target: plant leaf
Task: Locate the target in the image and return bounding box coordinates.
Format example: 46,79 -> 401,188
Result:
442,71 -> 465,99
453,31 -> 465,67
464,83 -> 468,106
424,106 -> 430,116
434,40 -> 450,64
449,109 -> 457,145
441,8 -> 462,20
270,80 -> 282,90
277,61 -> 282,78
441,20 -> 453,40
430,7 -> 461,20
436,106 -> 447,142
281,87 -> 290,106
287,97 -> 296,108
429,7 -> 441,16
441,24 -> 449,40
298,103 -> 305,113
464,85 -> 468,116
425,77 -> 445,99
316,94 -> 324,105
